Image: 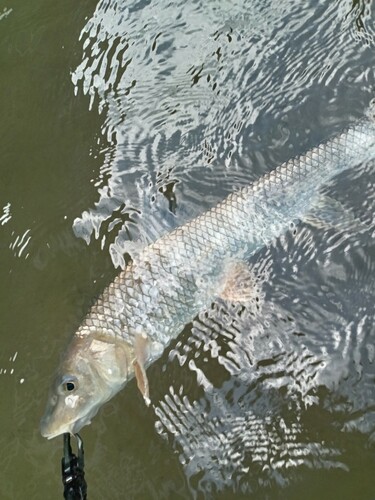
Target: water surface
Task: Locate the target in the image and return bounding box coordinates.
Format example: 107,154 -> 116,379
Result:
0,0 -> 374,498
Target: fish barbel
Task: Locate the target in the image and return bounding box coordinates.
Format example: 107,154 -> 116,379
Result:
41,116 -> 375,438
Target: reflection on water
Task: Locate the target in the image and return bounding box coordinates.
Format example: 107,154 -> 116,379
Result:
71,0 -> 372,255
0,202 -> 11,225
0,0 -> 373,497
1,202 -> 33,259
154,217 -> 375,494
66,0 -> 375,497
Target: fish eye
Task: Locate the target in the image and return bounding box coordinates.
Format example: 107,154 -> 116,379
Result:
64,382 -> 75,392
60,376 -> 78,393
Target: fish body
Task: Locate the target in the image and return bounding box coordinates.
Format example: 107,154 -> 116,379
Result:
41,117 -> 375,439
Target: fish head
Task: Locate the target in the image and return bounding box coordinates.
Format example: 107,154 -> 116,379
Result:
40,331 -> 133,439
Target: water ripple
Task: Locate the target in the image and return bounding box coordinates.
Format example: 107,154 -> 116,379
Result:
69,0 -> 375,495
71,0 -> 374,258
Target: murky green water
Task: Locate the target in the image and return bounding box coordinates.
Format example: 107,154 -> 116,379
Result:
1,0 -> 375,498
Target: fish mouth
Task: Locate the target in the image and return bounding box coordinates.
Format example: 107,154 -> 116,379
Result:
40,415 -> 91,440
40,420 -> 73,440
41,427 -> 70,440
40,421 -> 71,440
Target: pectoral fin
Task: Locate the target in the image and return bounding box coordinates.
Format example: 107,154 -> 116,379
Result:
219,260 -> 269,305
133,335 -> 151,406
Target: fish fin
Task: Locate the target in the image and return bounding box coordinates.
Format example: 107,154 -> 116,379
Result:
305,195 -> 370,233
133,335 -> 151,405
219,261 -> 266,304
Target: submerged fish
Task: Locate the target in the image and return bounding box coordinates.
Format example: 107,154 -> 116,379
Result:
41,115 -> 375,439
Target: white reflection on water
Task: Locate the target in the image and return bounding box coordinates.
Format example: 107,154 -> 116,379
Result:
1,203 -> 34,259
9,228 -> 32,259
71,0 -> 374,266
69,0 -> 375,496
0,202 -> 11,225
0,351 -> 21,380
153,214 -> 375,493
0,7 -> 12,22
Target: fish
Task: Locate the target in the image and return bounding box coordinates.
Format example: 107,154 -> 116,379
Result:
40,114 -> 375,439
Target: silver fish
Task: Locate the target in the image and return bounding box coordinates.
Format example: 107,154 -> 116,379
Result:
40,116 -> 375,439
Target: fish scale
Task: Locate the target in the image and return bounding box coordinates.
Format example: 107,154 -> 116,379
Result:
79,118 -> 375,352
41,116 -> 375,438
